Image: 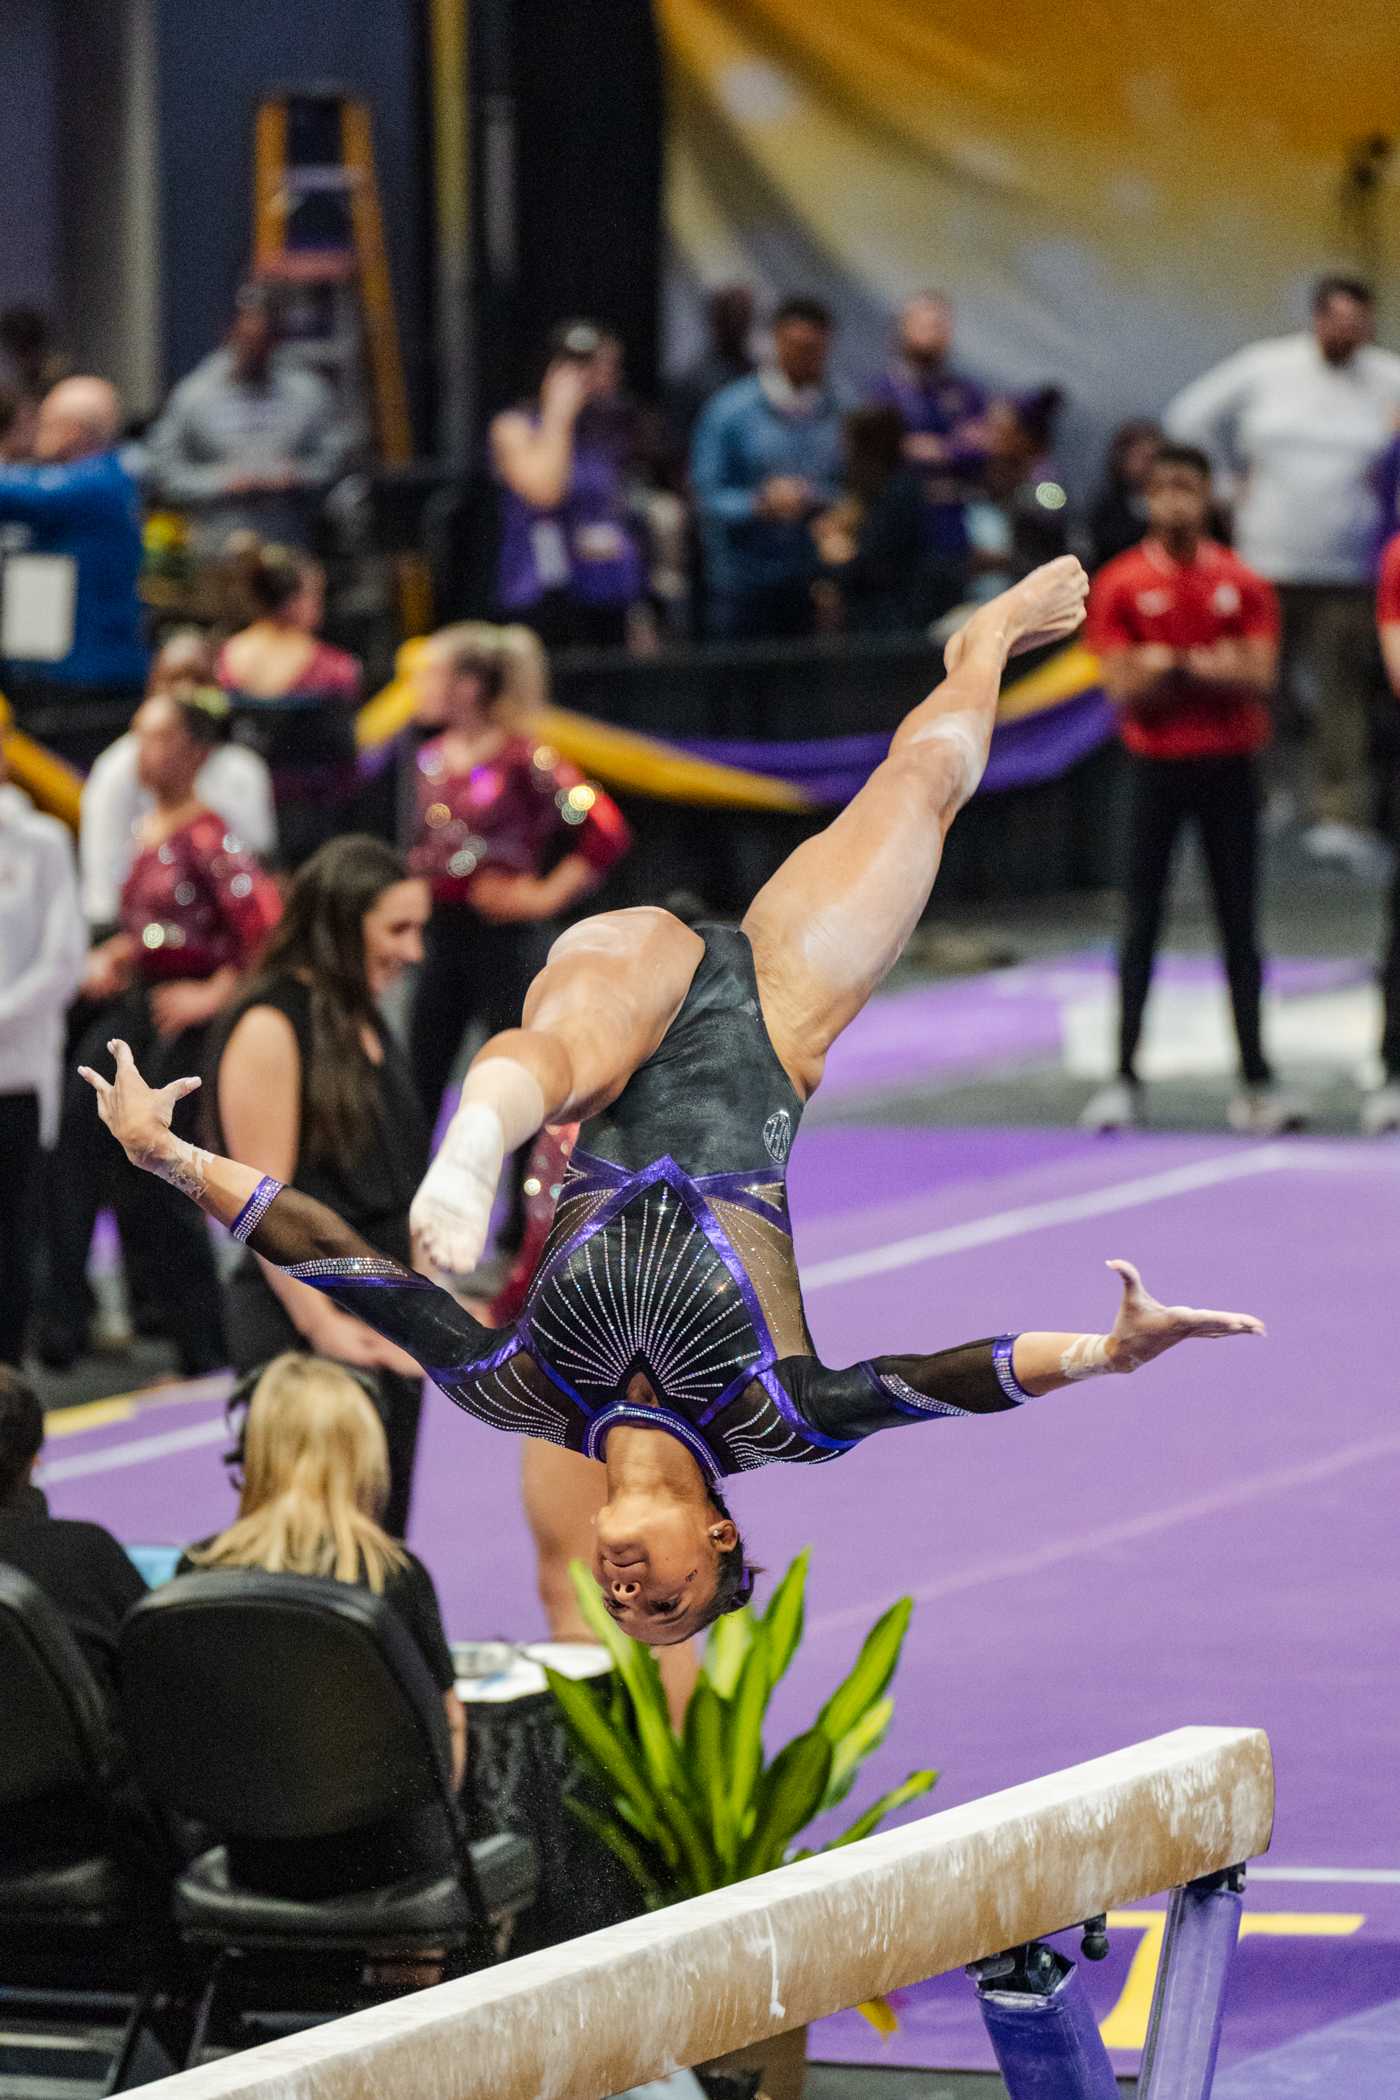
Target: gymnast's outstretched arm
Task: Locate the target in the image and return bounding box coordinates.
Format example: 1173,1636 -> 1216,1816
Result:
782,1262 -> 1265,1445
80,1039 -> 491,1368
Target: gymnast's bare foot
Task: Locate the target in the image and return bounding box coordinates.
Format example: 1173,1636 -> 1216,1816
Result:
945,556 -> 1089,673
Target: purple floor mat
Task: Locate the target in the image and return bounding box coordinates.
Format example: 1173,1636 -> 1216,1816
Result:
44,1122 -> 1400,2080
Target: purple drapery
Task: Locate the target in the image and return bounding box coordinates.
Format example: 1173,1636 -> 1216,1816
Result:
671,687 -> 1115,804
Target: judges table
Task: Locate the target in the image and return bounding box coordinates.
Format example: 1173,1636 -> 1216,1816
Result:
454,1641 -> 646,1953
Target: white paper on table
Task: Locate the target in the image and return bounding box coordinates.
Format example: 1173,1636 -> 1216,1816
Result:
2,553 -> 77,661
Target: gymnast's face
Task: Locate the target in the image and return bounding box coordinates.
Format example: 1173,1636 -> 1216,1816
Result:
593,1500 -> 738,1647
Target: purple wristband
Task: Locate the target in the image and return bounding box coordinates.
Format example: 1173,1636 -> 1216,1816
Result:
992,1334 -> 1033,1405
230,1175 -> 284,1244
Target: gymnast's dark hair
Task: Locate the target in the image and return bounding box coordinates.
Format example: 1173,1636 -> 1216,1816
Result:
691,1486 -> 761,1630
221,834 -> 411,1165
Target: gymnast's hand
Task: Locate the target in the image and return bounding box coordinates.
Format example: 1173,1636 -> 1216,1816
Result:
1103,1258 -> 1265,1373
78,1038 -> 201,1171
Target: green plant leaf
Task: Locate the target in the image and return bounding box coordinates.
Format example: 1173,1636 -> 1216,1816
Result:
827,1768 -> 939,1850
759,1546 -> 808,1689
703,1603 -> 754,1699
542,1665 -> 674,1867
820,1696 -> 894,1813
683,1678 -> 736,1870
815,1597 -> 913,1744
564,1563 -> 721,1896
726,1627 -> 775,1839
736,1727 -> 832,1879
567,1561 -> 685,1792
564,1794 -> 670,1908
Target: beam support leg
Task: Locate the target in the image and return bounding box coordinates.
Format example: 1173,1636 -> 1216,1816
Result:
1136,1867 -> 1245,2100
971,1943 -> 1119,2099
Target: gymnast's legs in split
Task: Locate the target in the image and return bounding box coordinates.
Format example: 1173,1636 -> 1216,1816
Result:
409,555 -> 1093,1275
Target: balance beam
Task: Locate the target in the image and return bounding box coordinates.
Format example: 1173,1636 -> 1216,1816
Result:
130,1724 -> 1273,2100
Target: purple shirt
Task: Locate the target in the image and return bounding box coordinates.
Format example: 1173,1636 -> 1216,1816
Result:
869,363 -> 989,558
496,416 -> 645,612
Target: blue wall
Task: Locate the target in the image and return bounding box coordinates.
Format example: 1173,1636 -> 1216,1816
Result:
152,0 -> 427,426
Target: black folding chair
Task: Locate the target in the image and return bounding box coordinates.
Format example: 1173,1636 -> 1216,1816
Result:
119,1570 -> 537,2065
0,1564 -> 175,2093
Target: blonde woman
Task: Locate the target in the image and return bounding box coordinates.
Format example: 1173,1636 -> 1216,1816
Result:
181,1353 -> 466,1895
407,621 -> 630,1126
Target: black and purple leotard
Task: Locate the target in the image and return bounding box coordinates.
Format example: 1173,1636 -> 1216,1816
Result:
232,926 -> 1033,1482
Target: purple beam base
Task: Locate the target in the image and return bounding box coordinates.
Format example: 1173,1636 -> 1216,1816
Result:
973,1947 -> 1120,2099
1138,1870 -> 1246,2100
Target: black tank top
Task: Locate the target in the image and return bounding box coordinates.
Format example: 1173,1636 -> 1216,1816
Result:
215,975 -> 429,1268
579,923 -> 804,1177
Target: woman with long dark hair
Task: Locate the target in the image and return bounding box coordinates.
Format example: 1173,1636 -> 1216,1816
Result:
211,834 -> 432,1534
216,546 -> 361,870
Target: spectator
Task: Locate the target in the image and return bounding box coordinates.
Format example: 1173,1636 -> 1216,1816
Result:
691,296 -> 843,640
869,291 -> 988,576
664,284 -> 756,450
0,1366 -> 147,1701
407,622 -> 631,1127
0,386 -> 30,464
38,691 -> 280,1373
216,545 -> 360,869
145,285 -> 359,558
0,745 -> 85,1363
0,376 -> 148,768
1165,276 -> 1400,864
966,388 -> 1069,599
1086,420 -> 1162,571
212,837 -> 431,1537
1081,445 -> 1296,1136
811,405 -> 928,633
490,320 -> 650,651
1364,531 -> 1400,1133
80,629 -> 276,929
180,1352 -> 466,1891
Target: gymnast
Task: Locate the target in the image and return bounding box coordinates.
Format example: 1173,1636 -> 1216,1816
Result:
82,557 -> 1264,1647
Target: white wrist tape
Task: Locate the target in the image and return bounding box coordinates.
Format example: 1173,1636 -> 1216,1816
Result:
1059,1332 -> 1113,1381
148,1135 -> 214,1202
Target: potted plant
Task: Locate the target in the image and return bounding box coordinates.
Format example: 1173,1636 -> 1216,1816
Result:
544,1548 -> 936,2100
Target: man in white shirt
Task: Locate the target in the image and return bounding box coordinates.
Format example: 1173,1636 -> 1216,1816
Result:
1165,276 -> 1400,860
0,749 -> 85,1362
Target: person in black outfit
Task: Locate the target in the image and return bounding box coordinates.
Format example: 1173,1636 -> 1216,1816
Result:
812,405 -> 930,632
210,835 -> 433,1536
1085,419 -> 1162,571
0,1366 -> 146,1700
179,1352 -> 465,1896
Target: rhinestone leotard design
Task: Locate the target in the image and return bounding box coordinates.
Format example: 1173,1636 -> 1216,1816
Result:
242,927 -> 1033,1474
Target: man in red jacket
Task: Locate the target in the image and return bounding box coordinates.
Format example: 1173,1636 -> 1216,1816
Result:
1083,444 -> 1301,1133
1365,531 -> 1400,1131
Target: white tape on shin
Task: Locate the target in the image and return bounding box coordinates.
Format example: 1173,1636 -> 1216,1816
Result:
908,709 -> 989,806
411,1058 -> 546,1275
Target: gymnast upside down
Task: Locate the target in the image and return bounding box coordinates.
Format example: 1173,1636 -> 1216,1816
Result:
83,558 -> 1264,1647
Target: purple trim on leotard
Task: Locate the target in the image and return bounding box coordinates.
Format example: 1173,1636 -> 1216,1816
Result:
584,1400 -> 722,1482
992,1333 -> 1031,1405
229,1175 -> 283,1244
